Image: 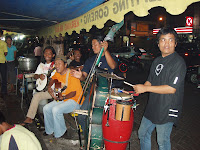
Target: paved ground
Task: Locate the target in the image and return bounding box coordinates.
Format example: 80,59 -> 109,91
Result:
1,71 -> 200,150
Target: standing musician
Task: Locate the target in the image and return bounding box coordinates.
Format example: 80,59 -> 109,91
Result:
21,46 -> 56,126
71,35 -> 117,133
133,27 -> 186,150
43,55 -> 85,138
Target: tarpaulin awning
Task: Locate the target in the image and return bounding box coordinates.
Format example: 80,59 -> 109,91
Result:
0,0 -> 105,34
38,0 -> 200,37
1,0 -> 200,36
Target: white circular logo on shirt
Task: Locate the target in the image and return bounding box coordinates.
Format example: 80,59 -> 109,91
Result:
155,64 -> 164,76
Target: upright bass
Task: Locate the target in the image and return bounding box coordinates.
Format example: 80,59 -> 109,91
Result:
76,20 -> 124,150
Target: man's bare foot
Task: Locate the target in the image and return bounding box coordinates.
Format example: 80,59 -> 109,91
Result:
24,117 -> 33,123
20,117 -> 33,126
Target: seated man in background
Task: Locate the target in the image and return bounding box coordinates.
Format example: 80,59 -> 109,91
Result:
69,49 -> 84,70
43,55 -> 85,138
0,111 -> 42,150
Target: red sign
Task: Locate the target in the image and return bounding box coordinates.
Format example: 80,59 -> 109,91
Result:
186,16 -> 193,27
153,27 -> 193,34
174,27 -> 193,34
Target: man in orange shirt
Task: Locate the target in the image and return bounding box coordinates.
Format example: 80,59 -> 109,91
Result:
43,55 -> 84,138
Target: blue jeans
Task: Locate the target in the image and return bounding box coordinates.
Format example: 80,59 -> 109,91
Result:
43,99 -> 81,138
138,117 -> 174,150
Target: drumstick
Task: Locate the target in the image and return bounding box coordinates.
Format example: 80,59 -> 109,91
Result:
121,90 -> 130,95
124,81 -> 135,87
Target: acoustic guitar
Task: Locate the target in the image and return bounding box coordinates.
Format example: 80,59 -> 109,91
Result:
54,79 -> 67,101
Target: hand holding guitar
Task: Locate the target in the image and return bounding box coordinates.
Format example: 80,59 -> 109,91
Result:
48,86 -> 63,101
48,86 -> 57,100
39,74 -> 46,80
34,74 -> 45,80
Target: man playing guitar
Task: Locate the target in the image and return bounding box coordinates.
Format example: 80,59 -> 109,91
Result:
43,55 -> 85,138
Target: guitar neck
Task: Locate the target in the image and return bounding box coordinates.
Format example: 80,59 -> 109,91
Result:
47,67 -> 56,77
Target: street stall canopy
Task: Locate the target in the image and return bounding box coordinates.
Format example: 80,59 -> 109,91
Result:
38,0 -> 200,37
0,0 -> 200,36
0,0 -> 105,34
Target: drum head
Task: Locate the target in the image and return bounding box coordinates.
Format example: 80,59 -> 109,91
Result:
110,91 -> 132,100
36,75 -> 47,91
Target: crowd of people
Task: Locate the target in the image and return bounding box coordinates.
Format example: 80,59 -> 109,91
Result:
0,27 -> 186,150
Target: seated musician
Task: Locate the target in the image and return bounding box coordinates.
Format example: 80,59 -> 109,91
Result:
68,49 -> 84,70
21,46 -> 56,125
71,35 -> 117,132
43,55 -> 85,138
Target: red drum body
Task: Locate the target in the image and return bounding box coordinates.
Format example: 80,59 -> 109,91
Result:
102,92 -> 134,150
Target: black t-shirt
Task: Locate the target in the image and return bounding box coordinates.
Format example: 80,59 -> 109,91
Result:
144,52 -> 186,125
69,60 -> 84,68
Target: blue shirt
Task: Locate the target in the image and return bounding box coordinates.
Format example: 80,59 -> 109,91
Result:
82,54 -> 117,74
6,45 -> 17,61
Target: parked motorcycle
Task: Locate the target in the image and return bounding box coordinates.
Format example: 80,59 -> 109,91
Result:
117,54 -> 144,73
186,65 -> 199,84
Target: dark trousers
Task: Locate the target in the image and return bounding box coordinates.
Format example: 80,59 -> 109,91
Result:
78,93 -> 90,134
35,56 -> 41,66
7,61 -> 16,84
0,63 -> 7,94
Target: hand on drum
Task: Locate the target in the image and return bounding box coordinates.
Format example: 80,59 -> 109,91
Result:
133,84 -> 147,94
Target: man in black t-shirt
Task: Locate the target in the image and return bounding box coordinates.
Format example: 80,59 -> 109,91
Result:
133,27 -> 186,150
69,50 -> 84,70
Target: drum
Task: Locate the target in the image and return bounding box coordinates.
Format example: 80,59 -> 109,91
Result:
116,99 -> 133,121
95,75 -> 109,107
102,91 -> 134,150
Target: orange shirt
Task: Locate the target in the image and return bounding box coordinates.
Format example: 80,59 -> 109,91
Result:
52,69 -> 85,105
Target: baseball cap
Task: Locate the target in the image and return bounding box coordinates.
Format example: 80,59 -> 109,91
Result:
55,55 -> 67,63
